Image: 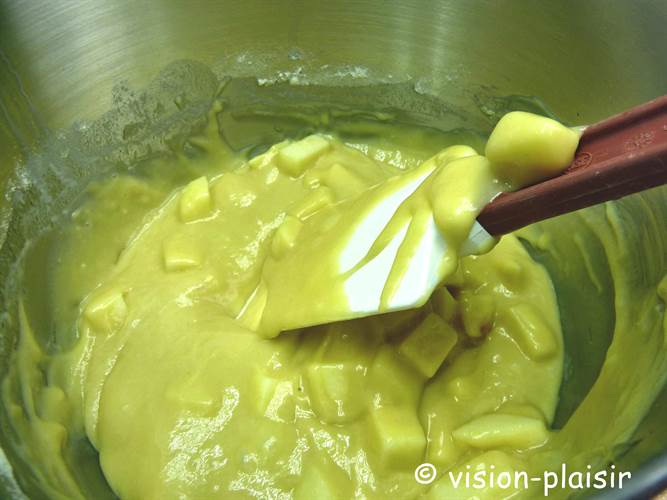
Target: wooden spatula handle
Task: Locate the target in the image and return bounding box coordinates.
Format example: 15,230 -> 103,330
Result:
478,94 -> 667,236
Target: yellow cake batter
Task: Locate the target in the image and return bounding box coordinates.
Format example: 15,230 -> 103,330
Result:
3,108 -> 599,499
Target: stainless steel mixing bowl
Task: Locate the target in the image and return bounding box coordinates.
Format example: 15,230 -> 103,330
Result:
1,1 -> 666,498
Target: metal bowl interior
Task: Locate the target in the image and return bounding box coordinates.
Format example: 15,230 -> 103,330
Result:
1,1 -> 666,498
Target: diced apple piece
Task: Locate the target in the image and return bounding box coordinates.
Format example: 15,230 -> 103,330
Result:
435,144 -> 477,165
452,413 -> 548,449
369,346 -> 423,407
430,286 -> 458,323
179,176 -> 212,222
162,238 -> 202,272
503,303 -> 557,360
84,289 -> 127,334
368,406 -> 426,469
271,215 -> 304,259
289,187 -> 335,219
398,313 -> 457,378
305,362 -> 366,424
276,135 -> 330,177
486,111 -> 581,188
322,163 -> 367,199
460,293 -> 496,338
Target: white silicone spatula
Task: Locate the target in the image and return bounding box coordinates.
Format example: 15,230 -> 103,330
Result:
243,95 -> 667,337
